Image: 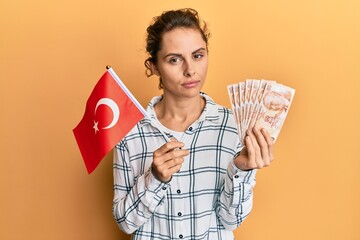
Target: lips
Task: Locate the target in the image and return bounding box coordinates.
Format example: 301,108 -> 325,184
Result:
182,80 -> 200,88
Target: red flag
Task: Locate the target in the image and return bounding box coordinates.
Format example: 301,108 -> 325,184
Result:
73,67 -> 146,174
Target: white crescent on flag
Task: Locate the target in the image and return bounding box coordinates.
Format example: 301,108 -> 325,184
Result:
95,98 -> 120,129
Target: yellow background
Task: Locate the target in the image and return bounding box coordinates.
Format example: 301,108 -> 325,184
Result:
1,0 -> 359,239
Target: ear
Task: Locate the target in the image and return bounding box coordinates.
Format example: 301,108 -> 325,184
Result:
150,62 -> 160,76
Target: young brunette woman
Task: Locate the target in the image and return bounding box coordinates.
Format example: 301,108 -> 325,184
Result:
113,8 -> 274,240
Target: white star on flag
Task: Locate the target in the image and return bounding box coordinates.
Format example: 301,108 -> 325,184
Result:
93,121 -> 99,133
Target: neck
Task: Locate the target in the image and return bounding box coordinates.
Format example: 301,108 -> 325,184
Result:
154,93 -> 205,132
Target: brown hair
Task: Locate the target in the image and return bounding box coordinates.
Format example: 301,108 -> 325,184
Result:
144,8 -> 210,88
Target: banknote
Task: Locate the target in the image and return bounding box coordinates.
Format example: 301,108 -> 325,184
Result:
247,80 -> 260,130
239,82 -> 246,138
227,80 -> 295,143
227,85 -> 242,140
248,80 -> 269,129
245,80 -> 252,132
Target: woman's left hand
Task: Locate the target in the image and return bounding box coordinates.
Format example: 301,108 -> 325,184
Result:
234,127 -> 275,170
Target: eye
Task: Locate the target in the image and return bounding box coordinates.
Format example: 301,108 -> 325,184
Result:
193,53 -> 204,60
169,57 -> 182,64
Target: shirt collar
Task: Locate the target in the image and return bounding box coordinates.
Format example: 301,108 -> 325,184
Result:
139,92 -> 220,128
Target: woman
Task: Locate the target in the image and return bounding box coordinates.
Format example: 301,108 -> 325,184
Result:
113,8 -> 274,240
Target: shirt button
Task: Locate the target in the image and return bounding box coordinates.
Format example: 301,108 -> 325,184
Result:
234,175 -> 239,179
177,189 -> 181,194
178,212 -> 182,216
162,187 -> 167,190
188,127 -> 193,131
179,234 -> 183,238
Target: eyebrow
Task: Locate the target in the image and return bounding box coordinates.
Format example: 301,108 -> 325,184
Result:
163,47 -> 207,59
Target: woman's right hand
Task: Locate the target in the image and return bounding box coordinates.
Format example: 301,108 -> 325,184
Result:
151,141 -> 189,183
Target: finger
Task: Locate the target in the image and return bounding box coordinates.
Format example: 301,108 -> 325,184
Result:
154,141 -> 185,157
244,135 -> 256,168
168,157 -> 185,170
261,128 -> 275,162
169,137 -> 178,142
252,127 -> 267,148
252,127 -> 270,166
162,149 -> 189,163
247,129 -> 264,168
152,156 -> 184,182
153,148 -> 189,167
170,161 -> 183,173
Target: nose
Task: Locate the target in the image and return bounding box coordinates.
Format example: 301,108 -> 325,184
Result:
183,61 -> 195,77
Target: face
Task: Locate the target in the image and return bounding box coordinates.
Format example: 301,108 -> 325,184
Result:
152,27 -> 208,99
264,92 -> 289,111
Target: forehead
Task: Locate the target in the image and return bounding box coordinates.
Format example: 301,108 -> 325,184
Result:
160,28 -> 206,53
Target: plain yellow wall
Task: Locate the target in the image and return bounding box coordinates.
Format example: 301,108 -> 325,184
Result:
1,0 -> 359,239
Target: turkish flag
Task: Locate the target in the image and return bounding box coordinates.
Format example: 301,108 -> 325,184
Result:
73,68 -> 145,174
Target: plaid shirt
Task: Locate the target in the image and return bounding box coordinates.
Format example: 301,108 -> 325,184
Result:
113,93 -> 257,240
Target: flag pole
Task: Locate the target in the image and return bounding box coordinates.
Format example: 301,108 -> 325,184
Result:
106,66 -> 148,117
105,65 -> 173,142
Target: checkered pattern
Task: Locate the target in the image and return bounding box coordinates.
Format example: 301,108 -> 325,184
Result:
113,93 -> 257,240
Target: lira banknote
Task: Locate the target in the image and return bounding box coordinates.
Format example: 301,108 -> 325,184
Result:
227,80 -> 295,143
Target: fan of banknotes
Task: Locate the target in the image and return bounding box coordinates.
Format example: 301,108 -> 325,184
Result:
227,80 -> 295,143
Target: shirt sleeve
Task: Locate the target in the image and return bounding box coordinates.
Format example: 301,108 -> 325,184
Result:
112,140 -> 170,234
217,159 -> 257,231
